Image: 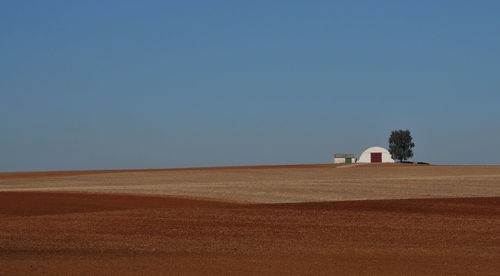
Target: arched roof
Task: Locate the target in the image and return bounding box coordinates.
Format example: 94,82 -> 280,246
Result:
359,146 -> 391,155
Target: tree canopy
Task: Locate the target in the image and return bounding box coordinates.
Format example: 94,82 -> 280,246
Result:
388,130 -> 415,162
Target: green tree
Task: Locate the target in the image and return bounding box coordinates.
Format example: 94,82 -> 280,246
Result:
388,129 -> 415,162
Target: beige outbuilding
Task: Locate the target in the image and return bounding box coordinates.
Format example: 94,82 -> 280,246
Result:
333,154 -> 356,164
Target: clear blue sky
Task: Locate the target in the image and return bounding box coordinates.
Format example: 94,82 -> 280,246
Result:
1,1 -> 499,171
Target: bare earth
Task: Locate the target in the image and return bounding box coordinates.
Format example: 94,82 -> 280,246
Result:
1,164 -> 499,275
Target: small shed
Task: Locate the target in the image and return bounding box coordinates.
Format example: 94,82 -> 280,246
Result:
334,154 -> 356,164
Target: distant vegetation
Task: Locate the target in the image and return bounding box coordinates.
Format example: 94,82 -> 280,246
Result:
389,130 -> 415,162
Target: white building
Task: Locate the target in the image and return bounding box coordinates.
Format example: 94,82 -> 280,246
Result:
333,154 -> 356,164
357,146 -> 394,163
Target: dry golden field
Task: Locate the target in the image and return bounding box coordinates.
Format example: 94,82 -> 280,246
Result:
1,164 -> 499,202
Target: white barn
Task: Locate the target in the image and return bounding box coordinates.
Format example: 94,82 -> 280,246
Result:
357,146 -> 394,163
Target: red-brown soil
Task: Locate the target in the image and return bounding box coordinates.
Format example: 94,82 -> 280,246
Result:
1,192 -> 499,275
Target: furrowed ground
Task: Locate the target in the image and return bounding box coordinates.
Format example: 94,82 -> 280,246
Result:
1,164 -> 499,275
0,192 -> 499,275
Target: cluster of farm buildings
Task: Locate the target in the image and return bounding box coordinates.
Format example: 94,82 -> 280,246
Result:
334,146 -> 395,164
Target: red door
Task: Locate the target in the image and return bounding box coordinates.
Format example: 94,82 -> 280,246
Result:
371,152 -> 382,163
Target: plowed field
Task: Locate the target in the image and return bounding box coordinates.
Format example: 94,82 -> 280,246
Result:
1,192 -> 499,275
1,164 -> 499,275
